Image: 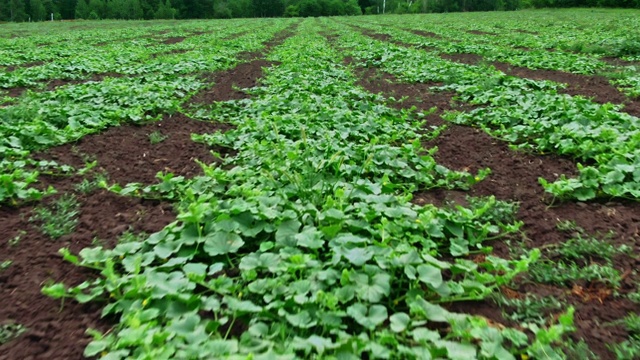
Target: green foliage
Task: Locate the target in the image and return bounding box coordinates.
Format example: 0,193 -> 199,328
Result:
494,294 -> 565,326
41,23 -> 567,359
0,260 -> 12,272
29,193 -> 80,239
148,130 -> 168,144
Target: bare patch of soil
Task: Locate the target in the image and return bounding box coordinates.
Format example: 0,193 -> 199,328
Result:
162,36 -> 185,45
37,113 -> 232,185
410,30 -> 442,39
467,30 -> 497,36
440,52 -> 484,66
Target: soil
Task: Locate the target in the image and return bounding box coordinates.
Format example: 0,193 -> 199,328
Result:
189,60 -> 275,103
36,112 -> 233,185
188,23 -> 299,104
346,56 -> 640,360
162,36 -> 185,45
410,30 -> 442,39
467,30 -> 497,36
490,61 -> 640,118
440,52 -> 484,66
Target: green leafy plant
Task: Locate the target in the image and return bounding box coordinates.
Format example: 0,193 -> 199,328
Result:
0,322 -> 26,345
148,130 -> 168,144
29,194 -> 80,239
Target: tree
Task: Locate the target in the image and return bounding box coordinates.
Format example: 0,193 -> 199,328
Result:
127,0 -> 143,18
228,0 -> 253,16
214,0 -> 232,17
9,0 -> 28,21
74,0 -> 89,17
154,0 -> 175,18
30,0 -> 47,19
58,0 -> 75,18
87,0 -> 105,17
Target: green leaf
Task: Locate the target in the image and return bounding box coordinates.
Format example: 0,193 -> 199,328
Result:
203,232 -> 244,256
346,303 -> 388,330
276,219 -> 301,245
84,339 -> 110,357
343,247 -> 373,266
417,264 -> 443,288
390,312 -> 411,333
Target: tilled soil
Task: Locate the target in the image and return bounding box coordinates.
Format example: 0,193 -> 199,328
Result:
345,54 -> 640,359
0,191 -> 174,360
37,113 -> 232,185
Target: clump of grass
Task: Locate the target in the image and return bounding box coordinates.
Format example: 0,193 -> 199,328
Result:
29,194 -> 80,239
148,131 -> 168,144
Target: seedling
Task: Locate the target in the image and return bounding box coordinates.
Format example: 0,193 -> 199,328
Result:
7,230 -> 25,247
0,260 -> 12,272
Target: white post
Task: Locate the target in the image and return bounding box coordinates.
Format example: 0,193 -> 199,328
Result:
51,13 -> 53,21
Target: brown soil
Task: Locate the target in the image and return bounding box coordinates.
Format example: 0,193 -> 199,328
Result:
162,36 -> 185,45
0,24 -> 293,359
410,30 -> 442,39
37,113 -> 233,185
3,86 -> 27,98
0,190 -> 174,360
188,24 -> 299,105
1,113 -> 235,359
190,60 -> 274,104
440,52 -> 484,66
602,57 -> 640,67
4,72 -> 125,93
348,59 -> 640,360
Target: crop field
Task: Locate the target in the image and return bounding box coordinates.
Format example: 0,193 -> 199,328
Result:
1,8 -> 640,360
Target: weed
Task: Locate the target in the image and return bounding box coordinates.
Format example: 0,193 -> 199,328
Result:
29,194 -> 80,239
529,261 -> 621,288
148,130 -> 168,144
74,173 -> 107,194
0,323 -> 26,345
7,230 -> 26,247
467,196 -> 519,225
562,338 -> 598,360
555,219 -> 581,233
494,293 -> 565,326
610,314 -> 640,359
119,230 -> 147,243
628,290 -> 640,304
0,260 -> 12,272
554,234 -> 628,263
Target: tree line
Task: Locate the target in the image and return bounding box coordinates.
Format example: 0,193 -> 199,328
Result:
0,0 -> 639,23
